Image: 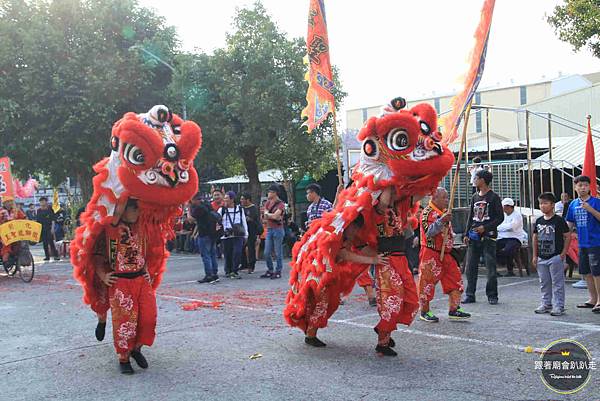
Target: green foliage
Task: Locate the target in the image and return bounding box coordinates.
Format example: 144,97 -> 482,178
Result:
0,0 -> 179,199
548,0 -> 600,58
186,1 -> 346,197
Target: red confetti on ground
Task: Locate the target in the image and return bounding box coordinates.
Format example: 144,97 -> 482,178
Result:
180,300 -> 224,311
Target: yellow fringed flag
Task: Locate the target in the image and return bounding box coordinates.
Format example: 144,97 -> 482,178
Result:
441,0 -> 496,145
301,0 -> 335,133
52,188 -> 60,213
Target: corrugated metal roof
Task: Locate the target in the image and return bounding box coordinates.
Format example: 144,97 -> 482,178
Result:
531,134 -> 600,169
449,136 -> 571,153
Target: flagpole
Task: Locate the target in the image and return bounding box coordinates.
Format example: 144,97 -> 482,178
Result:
331,109 -> 343,187
440,102 -> 473,261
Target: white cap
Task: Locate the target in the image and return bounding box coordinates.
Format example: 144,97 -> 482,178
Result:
501,198 -> 515,207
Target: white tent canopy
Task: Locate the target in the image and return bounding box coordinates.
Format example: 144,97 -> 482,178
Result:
205,169 -> 283,185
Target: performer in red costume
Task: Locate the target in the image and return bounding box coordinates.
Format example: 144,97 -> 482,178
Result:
417,188 -> 470,323
93,199 -> 156,374
285,97 -> 456,357
0,197 -> 27,263
71,105 -> 202,374
304,214 -> 387,347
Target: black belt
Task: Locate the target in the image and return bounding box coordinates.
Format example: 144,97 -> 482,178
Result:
113,270 -> 146,279
377,236 -> 406,254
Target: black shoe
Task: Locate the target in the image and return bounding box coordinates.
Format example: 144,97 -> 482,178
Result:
419,311 -> 440,323
197,276 -> 213,283
375,345 -> 397,357
260,271 -> 273,278
95,321 -> 106,341
43,257 -> 50,261
449,307 -> 471,320
232,272 -> 242,279
462,297 -> 476,304
209,275 -> 220,284
119,361 -> 134,375
488,298 -> 499,305
305,336 -> 327,347
270,272 -> 282,279
248,268 -> 255,274
373,328 -> 395,348
54,257 -> 60,261
130,349 -> 148,369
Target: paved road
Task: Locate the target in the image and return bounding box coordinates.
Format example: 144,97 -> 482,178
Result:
1,251 -> 599,401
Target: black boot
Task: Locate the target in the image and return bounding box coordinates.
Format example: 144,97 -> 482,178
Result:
305,336 -> 327,347
119,361 -> 134,375
373,327 -> 395,348
375,344 -> 398,357
95,321 -> 106,342
130,349 -> 149,369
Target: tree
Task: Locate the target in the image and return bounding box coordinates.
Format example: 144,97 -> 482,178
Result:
0,0 -> 179,200
186,1 -> 345,203
548,0 -> 600,58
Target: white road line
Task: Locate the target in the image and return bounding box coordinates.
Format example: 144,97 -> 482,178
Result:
339,278 -> 539,323
157,293 -> 547,353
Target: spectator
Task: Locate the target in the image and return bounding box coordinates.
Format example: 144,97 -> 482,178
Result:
75,205 -> 85,227
555,192 -> 571,217
211,189 -> 224,211
463,169 -> 503,305
219,191 -> 247,279
193,195 -> 220,284
565,175 -> 600,313
496,198 -> 527,277
36,197 -> 59,261
240,193 -> 260,274
305,183 -> 333,228
53,204 -> 67,242
468,157 -> 488,195
261,185 -> 285,279
532,192 -> 571,316
175,216 -> 195,252
25,203 -> 37,220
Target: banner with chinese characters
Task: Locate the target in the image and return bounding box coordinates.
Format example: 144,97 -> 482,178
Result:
0,157 -> 15,199
0,219 -> 42,245
301,0 -> 335,133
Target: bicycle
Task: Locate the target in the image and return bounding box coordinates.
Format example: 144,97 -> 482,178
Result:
2,241 -> 35,283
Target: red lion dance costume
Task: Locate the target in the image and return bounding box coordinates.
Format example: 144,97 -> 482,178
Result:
71,105 -> 201,370
284,99 -> 454,355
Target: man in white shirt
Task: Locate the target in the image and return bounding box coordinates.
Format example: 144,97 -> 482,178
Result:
496,198 -> 527,277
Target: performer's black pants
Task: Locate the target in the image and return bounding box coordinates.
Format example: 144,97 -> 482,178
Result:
41,230 -> 58,259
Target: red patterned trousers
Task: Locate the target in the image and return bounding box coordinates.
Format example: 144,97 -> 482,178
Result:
108,276 -> 157,361
417,247 -> 463,312
375,255 -> 418,333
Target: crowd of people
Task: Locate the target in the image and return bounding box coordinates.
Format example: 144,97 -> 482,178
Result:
179,168 -> 600,321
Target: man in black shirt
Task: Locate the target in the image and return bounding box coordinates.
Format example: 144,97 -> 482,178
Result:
463,170 -> 503,304
36,196 -> 59,261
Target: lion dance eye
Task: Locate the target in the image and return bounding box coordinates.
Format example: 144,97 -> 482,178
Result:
420,121 -> 431,135
385,129 -> 409,151
123,143 -> 145,165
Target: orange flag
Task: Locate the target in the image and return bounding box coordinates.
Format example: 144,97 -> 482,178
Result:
583,116 -> 597,196
301,0 -> 335,133
441,0 -> 496,145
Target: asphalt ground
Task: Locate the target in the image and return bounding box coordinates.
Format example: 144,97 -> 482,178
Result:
1,248 -> 599,401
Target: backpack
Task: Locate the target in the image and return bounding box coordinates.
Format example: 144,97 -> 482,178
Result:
209,210 -> 224,239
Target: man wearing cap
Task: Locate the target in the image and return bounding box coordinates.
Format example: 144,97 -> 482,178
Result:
261,185 -> 286,279
496,198 -> 527,277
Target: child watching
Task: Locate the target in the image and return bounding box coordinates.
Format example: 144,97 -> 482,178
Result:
532,192 -> 571,316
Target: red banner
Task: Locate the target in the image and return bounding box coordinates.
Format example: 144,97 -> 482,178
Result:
0,157 -> 15,199
583,117 -> 597,196
301,0 -> 335,133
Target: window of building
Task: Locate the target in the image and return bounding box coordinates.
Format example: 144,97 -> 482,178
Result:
362,108 -> 368,122
520,86 -> 527,105
475,92 -> 482,133
434,98 -> 440,114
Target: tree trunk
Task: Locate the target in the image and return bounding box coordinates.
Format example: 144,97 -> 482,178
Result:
242,147 -> 261,204
77,169 -> 94,205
